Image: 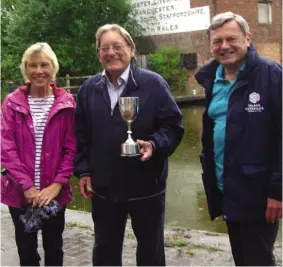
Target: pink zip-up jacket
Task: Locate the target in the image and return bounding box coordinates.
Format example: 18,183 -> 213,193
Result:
1,83 -> 76,208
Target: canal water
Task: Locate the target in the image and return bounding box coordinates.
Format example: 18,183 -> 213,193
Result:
69,105 -> 281,240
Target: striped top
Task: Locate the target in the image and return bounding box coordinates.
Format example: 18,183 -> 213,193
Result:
28,95 -> 55,189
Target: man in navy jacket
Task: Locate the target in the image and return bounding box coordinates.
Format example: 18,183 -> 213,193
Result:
195,12 -> 282,266
75,24 -> 184,266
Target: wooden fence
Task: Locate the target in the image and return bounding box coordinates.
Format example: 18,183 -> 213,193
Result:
57,74 -> 91,94
7,74 -> 205,103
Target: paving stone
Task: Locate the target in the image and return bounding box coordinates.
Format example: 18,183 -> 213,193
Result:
1,204 -> 282,266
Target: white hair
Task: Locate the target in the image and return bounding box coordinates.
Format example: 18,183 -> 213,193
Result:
209,12 -> 250,36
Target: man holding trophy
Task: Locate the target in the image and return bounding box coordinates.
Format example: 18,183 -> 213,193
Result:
75,24 -> 184,266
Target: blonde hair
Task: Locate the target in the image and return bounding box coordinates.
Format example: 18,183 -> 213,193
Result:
209,12 -> 250,36
20,42 -> 59,83
95,24 -> 136,57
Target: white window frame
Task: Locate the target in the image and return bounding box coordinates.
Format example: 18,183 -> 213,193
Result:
258,2 -> 272,24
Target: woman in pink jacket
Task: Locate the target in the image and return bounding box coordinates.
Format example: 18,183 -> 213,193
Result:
1,42 -> 76,266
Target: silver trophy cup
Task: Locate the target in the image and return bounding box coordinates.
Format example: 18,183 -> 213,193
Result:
119,97 -> 141,157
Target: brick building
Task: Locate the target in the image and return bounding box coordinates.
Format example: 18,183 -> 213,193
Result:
134,0 -> 282,93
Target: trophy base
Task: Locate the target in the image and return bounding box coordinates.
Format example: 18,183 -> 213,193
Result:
121,143 -> 141,157
120,153 -> 141,157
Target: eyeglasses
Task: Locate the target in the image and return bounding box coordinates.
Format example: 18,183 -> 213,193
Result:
98,44 -> 128,54
211,37 -> 239,48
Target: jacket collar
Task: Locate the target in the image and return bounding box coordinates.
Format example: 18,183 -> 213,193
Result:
195,43 -> 259,90
7,83 -> 75,115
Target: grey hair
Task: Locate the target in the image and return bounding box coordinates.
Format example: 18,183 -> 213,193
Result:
95,24 -> 136,57
20,42 -> 59,83
209,12 -> 250,36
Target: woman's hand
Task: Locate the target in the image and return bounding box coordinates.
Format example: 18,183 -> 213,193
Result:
24,187 -> 40,206
37,183 -> 63,207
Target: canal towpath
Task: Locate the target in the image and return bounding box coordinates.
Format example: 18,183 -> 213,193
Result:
1,203 -> 282,266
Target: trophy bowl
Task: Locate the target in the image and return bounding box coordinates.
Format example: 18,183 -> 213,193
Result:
119,97 -> 141,157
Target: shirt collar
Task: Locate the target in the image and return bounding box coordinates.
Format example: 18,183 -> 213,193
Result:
214,62 -> 246,82
102,64 -> 131,86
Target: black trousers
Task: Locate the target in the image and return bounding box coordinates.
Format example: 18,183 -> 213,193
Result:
91,193 -> 166,266
226,220 -> 279,266
9,206 -> 65,266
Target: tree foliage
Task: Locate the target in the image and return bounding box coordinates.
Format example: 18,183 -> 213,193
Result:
2,0 -> 140,89
148,46 -> 188,94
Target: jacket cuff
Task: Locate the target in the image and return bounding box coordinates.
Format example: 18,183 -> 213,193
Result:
268,172 -> 282,201
21,180 -> 35,191
148,140 -> 156,153
54,176 -> 69,185
79,173 -> 91,178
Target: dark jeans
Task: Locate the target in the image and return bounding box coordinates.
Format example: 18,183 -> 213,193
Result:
9,206 -> 66,266
91,193 -> 166,266
226,220 -> 279,266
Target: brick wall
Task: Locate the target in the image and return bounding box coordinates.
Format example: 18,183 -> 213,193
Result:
187,0 -> 282,90
256,42 -> 282,64
212,0 -> 282,63
135,0 -> 282,91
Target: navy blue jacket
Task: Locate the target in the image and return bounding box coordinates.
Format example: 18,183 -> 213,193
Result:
195,44 -> 282,221
75,64 -> 184,201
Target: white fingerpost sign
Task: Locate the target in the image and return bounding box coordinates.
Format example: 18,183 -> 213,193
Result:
132,0 -> 210,36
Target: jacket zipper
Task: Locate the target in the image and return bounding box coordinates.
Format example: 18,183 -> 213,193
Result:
103,94 -> 113,116
111,102 -> 120,117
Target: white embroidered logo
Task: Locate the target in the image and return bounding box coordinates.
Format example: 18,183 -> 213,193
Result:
249,92 -> 260,104
245,92 -> 264,113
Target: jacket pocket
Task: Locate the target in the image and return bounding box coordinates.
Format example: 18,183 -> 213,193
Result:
1,175 -> 9,196
241,164 -> 270,179
239,164 -> 270,211
1,175 -> 22,205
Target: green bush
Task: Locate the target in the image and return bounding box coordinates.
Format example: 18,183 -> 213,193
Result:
148,46 -> 188,94
1,85 -> 9,102
1,56 -> 23,102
